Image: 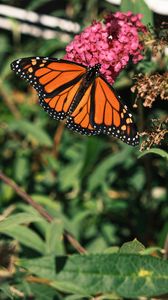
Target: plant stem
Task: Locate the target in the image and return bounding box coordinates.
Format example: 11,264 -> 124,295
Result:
0,171 -> 87,254
53,121 -> 65,157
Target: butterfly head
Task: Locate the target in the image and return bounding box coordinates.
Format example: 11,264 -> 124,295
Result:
94,63 -> 101,74
88,63 -> 101,70
87,63 -> 101,79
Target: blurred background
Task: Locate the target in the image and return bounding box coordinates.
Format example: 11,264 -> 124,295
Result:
0,0 -> 167,256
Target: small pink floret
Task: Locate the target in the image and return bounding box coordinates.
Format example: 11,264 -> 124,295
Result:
64,11 -> 146,84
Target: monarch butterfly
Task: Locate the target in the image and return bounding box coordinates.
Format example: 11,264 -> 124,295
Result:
11,57 -> 139,146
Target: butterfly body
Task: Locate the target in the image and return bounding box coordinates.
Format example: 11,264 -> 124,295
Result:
11,56 -> 139,146
68,63 -> 101,114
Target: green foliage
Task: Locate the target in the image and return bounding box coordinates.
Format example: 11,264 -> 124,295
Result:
121,0 -> 154,26
119,238 -> 145,253
53,253 -> 168,298
8,120 -> 53,147
27,0 -> 53,11
138,148 -> 168,160
0,285 -> 14,300
1,214 -> 168,299
0,213 -> 43,231
0,0 -> 167,299
1,213 -> 168,299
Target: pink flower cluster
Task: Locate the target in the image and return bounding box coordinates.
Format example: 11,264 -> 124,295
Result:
64,11 -> 147,84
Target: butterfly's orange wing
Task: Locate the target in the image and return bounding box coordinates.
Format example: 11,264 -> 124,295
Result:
11,57 -> 86,120
91,76 -> 139,145
66,75 -> 139,145
66,83 -> 101,135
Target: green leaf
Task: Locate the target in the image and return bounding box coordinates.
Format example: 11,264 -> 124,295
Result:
88,148 -> 132,192
27,0 -> 52,10
65,295 -> 87,300
45,220 -> 65,255
80,136 -> 105,179
14,152 -> 29,183
25,283 -> 60,300
141,247 -> 163,255
0,183 -> 14,203
8,120 -> 53,147
19,256 -> 56,280
0,35 -> 11,57
3,225 -> 45,254
158,222 -> 168,247
86,236 -> 107,253
58,161 -> 82,192
121,0 -> 154,26
0,285 -> 14,300
119,239 -> 145,254
103,246 -> 120,254
39,39 -> 67,56
129,168 -> 145,190
0,213 -> 43,231
138,148 -> 168,160
52,253 -> 168,298
30,195 -> 62,214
